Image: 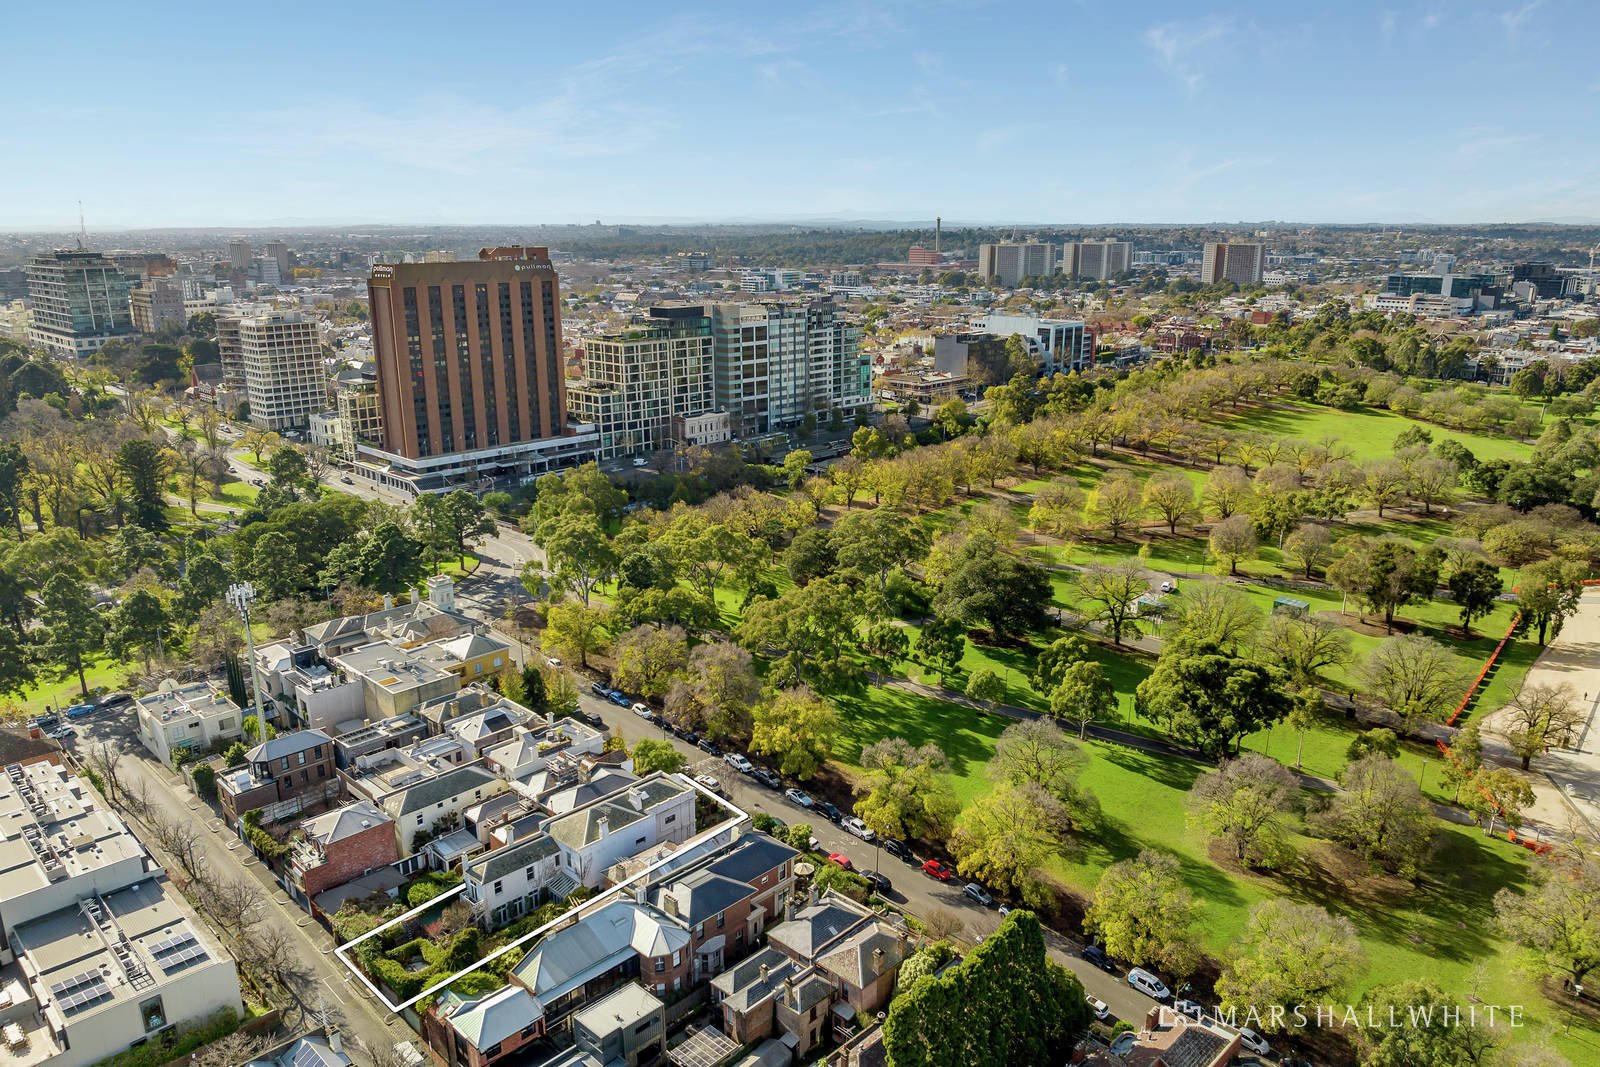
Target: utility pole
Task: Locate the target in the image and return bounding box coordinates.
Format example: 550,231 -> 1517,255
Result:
226,582 -> 273,728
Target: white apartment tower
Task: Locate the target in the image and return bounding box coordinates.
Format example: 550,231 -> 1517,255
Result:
567,310 -> 716,459
697,299 -> 868,436
228,308 -> 325,430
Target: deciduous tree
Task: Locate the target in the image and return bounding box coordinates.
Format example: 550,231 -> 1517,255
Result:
1283,523 -> 1334,579
1315,755 -> 1433,877
1499,683 -> 1583,771
1085,849 -> 1201,977
1360,634 -> 1466,734
1216,900 -> 1364,1030
1187,754 -> 1298,866
750,687 -> 839,780
1076,559 -> 1148,645
1208,513 -> 1259,576
855,739 -> 959,842
540,601 -> 611,669
1049,660 -> 1115,739
1495,842 -> 1600,990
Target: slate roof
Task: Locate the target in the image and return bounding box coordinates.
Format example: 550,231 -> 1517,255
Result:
816,923 -> 911,989
468,833 -> 561,883
300,800 -> 391,847
710,946 -> 797,1013
389,763 -> 500,816
1158,1028 -> 1231,1067
247,728 -> 332,764
656,870 -> 755,926
705,835 -> 797,885
768,898 -> 871,964
511,901 -> 689,1002
447,984 -> 544,1050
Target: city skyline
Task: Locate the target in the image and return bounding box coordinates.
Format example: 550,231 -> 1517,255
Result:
6,1 -> 1598,228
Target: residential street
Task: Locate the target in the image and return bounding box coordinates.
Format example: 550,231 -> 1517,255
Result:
63,712 -> 414,1062
564,684 -> 1163,1027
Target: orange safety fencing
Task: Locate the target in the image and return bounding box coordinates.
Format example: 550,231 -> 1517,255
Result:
1432,579 -> 1600,855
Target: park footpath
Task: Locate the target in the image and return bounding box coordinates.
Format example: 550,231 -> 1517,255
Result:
1481,586 -> 1600,838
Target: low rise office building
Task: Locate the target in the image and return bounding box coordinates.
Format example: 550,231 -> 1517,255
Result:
134,684 -> 245,766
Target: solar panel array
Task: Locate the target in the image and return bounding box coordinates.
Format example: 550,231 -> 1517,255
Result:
290,1040 -> 337,1067
49,970 -> 112,1015
151,931 -> 208,974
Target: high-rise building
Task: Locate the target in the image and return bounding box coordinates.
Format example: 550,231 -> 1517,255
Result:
129,275 -> 187,333
265,240 -> 291,277
25,250 -> 135,357
1065,239 -> 1133,281
567,310 -> 717,459
1200,242 -> 1265,286
229,308 -> 325,431
249,256 -> 282,287
977,241 -> 1056,287
367,247 -> 595,491
227,239 -> 252,270
673,298 -> 867,437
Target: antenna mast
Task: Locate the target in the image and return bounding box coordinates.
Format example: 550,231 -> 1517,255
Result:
77,202 -> 86,250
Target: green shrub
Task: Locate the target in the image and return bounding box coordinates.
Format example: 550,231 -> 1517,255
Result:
91,1008 -> 238,1067
189,763 -> 218,802
332,905 -> 381,945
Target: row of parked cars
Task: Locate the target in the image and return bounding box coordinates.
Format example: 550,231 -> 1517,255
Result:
33,692 -> 132,741
1079,945 -> 1273,1058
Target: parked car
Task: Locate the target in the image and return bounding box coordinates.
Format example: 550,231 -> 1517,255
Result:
697,737 -> 723,757
751,767 -> 783,790
1086,995 -> 1112,1022
882,838 -> 913,862
840,816 -> 876,842
546,656 -> 563,668
962,883 -> 994,906
921,859 -> 953,881
46,726 -> 77,741
693,774 -> 726,797
1127,968 -> 1171,1001
1171,999 -> 1205,1022
606,690 -> 631,708
813,800 -> 841,824
861,870 -> 891,894
32,715 -> 61,731
724,753 -> 754,774
783,788 -> 814,809
1082,943 -> 1116,973
589,682 -> 609,697
96,692 -> 132,709
65,703 -> 97,719
1236,1028 -> 1271,1057
632,702 -> 652,719
827,853 -> 853,871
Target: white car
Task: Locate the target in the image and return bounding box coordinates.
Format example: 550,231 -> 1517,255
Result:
1127,967 -> 1171,1001
693,774 -> 726,797
840,816 -> 876,842
1237,1028 -> 1271,1056
724,753 -> 754,774
546,656 -> 562,668
1085,994 -> 1112,1022
632,702 -> 652,718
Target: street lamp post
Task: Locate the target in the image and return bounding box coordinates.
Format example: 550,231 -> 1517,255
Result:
226,582 -> 274,729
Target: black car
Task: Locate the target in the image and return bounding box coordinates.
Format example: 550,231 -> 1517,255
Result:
697,737 -> 723,757
1081,943 -> 1116,973
96,692 -> 132,709
862,870 -> 891,894
751,767 -> 783,790
814,800 -> 841,824
882,838 -> 913,862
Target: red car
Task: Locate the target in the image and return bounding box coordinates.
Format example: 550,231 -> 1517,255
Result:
922,859 -> 954,881
828,853 -> 854,871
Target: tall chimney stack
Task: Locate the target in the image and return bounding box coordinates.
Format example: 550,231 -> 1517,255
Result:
935,216 -> 942,257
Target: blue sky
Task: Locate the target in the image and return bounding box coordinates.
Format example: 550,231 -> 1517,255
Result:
6,1 -> 1598,227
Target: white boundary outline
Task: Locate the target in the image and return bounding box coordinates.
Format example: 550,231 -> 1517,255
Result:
333,775 -> 750,1015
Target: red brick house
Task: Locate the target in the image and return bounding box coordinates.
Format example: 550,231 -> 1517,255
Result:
219,729 -> 340,825
288,799 -> 399,909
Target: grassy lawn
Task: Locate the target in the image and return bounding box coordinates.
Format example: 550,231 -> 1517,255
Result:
1226,399 -> 1538,464
12,655 -> 133,713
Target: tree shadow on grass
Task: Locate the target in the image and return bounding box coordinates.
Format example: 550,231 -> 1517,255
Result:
1097,741 -> 1205,794
835,687 -> 1003,786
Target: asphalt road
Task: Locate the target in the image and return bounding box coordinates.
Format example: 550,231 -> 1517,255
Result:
58,710 -> 415,1063
561,680 -> 1162,1028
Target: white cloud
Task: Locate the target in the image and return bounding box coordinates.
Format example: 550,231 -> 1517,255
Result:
1143,17 -> 1232,96
1500,0 -> 1543,40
